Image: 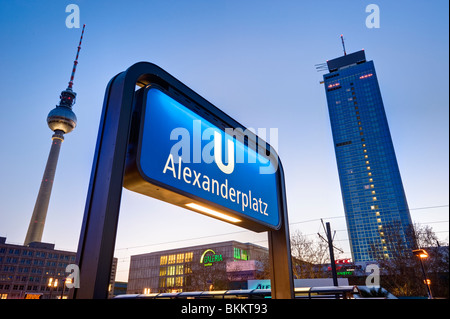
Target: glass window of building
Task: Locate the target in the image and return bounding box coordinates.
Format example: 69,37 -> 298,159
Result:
166,277 -> 174,287
167,266 -> 175,276
185,252 -> 193,262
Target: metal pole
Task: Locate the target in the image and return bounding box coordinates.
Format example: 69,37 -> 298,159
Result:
60,279 -> 65,300
326,222 -> 338,287
267,159 -> 294,299
71,71 -> 130,299
418,258 -> 432,299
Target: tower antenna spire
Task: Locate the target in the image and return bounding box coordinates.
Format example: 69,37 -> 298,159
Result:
340,34 -> 347,56
67,24 -> 86,90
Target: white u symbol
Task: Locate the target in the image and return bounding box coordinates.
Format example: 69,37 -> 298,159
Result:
214,131 -> 234,174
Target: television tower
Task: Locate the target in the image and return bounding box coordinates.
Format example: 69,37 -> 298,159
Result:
24,25 -> 85,246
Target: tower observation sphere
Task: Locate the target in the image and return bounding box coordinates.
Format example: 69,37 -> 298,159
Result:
47,89 -> 78,134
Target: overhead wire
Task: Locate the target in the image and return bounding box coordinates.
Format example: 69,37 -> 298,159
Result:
114,204 -> 449,252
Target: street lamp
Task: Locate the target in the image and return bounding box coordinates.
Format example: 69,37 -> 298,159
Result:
47,278 -> 58,299
412,249 -> 433,299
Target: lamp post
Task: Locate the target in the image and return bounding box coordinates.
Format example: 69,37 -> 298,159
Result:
60,278 -> 66,299
412,249 -> 433,299
47,278 -> 58,299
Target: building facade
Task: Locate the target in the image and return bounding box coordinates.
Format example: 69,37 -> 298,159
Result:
127,241 -> 268,294
322,50 -> 414,262
0,237 -> 117,299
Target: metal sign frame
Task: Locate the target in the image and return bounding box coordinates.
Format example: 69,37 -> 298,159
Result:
71,62 -> 294,299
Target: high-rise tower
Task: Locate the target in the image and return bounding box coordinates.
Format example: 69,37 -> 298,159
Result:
24,25 -> 85,246
322,47 -> 414,262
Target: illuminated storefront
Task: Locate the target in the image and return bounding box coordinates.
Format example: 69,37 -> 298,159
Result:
127,241 -> 268,294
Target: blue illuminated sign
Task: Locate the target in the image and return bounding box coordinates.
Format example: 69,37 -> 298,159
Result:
127,86 -> 281,231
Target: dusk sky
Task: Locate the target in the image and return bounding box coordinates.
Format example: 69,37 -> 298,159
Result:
0,1 -> 448,281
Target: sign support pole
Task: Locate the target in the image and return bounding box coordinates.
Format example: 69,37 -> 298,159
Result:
70,70 -> 132,299
268,162 -> 294,299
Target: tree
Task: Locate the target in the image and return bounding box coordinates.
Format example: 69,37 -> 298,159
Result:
414,224 -> 449,298
251,253 -> 271,280
369,221 -> 449,297
185,261 -> 228,291
290,230 -> 332,279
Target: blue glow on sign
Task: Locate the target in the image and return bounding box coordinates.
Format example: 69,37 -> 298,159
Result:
137,87 -> 281,229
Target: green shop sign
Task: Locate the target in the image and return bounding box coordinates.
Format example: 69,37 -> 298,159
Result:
337,271 -> 354,276
200,249 -> 223,266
